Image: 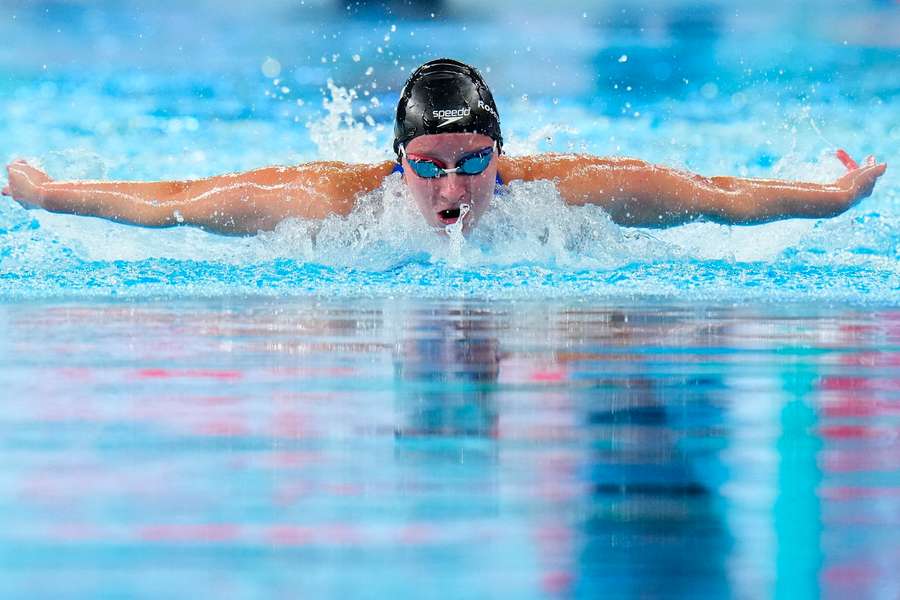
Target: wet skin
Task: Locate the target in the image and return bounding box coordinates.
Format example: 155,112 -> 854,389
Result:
2,140 -> 887,235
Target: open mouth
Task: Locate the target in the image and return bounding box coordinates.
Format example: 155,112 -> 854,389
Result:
438,208 -> 461,224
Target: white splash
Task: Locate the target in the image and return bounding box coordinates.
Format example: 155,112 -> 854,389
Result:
444,203 -> 470,266
306,81 -> 387,163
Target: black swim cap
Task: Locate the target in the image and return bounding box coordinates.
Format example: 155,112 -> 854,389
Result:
393,58 -> 502,158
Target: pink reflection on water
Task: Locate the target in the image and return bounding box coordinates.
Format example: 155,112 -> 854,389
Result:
191,418 -> 251,437
818,425 -> 898,439
822,448 -> 900,473
138,524 -> 241,543
530,369 -> 567,382
135,368 -> 244,381
820,486 -> 900,501
36,520 -> 499,549
822,560 -> 881,587
266,525 -> 316,546
822,396 -> 900,417
541,570 -> 574,596
398,523 -> 439,545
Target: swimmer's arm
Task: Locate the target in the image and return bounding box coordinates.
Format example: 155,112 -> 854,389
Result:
499,153 -> 886,226
3,160 -> 395,234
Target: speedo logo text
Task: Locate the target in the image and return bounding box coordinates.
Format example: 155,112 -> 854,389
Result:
433,107 -> 471,120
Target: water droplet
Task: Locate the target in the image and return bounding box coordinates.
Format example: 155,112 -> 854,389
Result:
261,57 -> 281,78
700,82 -> 718,99
618,54 -> 628,63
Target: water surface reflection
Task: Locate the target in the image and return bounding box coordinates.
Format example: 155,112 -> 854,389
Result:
0,299 -> 898,598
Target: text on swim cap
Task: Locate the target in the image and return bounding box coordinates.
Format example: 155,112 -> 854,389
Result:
431,103 -> 499,125
477,100 -> 499,122
432,107 -> 471,119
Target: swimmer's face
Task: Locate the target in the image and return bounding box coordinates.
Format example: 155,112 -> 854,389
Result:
401,133 -> 497,233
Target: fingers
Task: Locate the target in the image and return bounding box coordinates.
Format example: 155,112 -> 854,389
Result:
836,148 -> 859,171
854,162 -> 884,183
852,163 -> 886,200
862,162 -> 887,180
7,159 -> 37,174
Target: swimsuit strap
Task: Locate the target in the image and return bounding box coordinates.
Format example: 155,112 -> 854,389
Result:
392,163 -> 504,186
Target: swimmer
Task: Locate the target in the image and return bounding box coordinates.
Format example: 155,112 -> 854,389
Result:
2,58 -> 887,235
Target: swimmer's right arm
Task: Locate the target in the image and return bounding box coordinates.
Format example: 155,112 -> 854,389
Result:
2,159 -> 395,235
501,151 -> 886,226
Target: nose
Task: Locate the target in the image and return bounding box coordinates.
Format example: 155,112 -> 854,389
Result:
437,173 -> 467,202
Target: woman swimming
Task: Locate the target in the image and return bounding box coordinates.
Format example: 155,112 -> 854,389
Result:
3,59 -> 886,235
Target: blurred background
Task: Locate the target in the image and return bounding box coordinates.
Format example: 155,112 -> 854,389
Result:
1,0 -> 897,172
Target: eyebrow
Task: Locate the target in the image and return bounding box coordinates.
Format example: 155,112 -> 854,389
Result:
404,146 -> 493,167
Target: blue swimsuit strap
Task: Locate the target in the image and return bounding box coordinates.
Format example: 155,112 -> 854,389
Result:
392,162 -> 504,187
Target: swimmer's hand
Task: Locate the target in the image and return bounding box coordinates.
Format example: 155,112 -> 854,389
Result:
833,150 -> 886,210
3,160 -> 52,208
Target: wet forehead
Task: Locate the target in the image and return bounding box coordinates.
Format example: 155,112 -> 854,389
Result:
404,132 -> 494,160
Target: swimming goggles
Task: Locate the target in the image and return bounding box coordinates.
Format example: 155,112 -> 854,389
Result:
400,144 -> 494,179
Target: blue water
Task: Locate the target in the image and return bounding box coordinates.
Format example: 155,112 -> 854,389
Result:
1,1 -> 899,598
1,0 -> 897,302
1,298 -> 899,598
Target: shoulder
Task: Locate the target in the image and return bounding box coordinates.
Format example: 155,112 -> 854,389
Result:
290,160 -> 395,180
278,161 -> 396,191
291,161 -> 397,215
498,153 -> 644,183
223,161 -> 393,187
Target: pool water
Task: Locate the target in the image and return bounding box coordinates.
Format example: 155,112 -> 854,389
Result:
1,298 -> 898,598
0,0 -> 898,597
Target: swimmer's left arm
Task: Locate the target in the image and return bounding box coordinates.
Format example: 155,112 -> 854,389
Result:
499,152 -> 887,226
3,159 -> 394,234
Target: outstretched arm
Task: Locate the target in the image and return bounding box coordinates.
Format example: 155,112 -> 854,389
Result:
3,160 -> 394,235
499,151 -> 886,227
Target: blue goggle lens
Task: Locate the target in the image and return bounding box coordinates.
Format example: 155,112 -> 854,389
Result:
458,150 -> 493,174
406,147 -> 493,179
408,160 -> 444,178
